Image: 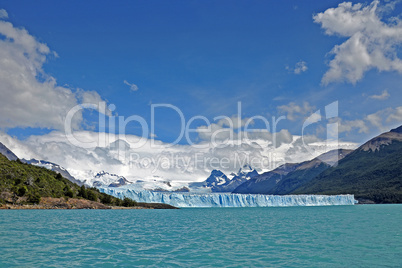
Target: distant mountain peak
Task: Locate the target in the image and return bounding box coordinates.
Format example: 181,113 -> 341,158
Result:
360,127 -> 402,152
94,170 -> 120,178
23,158 -> 84,186
92,171 -> 129,187
232,149 -> 353,195
0,142 -> 18,161
238,164 -> 253,174
205,170 -> 229,186
201,166 -> 259,192
390,125 -> 402,134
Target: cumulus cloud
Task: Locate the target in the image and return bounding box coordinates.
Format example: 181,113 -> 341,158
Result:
196,116 -> 256,142
369,89 -> 390,100
294,61 -> 308,74
197,123 -> 293,148
386,106 -> 402,123
0,9 -> 8,19
195,115 -> 293,147
286,61 -> 308,74
366,110 -> 387,131
0,17 -> 108,130
365,106 -> 402,131
332,118 -> 370,134
315,1 -> 402,84
277,101 -> 315,121
76,89 -> 112,116
324,105 -> 402,136
124,80 -> 139,91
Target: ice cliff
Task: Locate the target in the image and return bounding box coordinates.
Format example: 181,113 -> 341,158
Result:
100,187 -> 356,207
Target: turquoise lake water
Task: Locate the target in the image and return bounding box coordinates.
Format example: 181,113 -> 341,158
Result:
0,205 -> 401,267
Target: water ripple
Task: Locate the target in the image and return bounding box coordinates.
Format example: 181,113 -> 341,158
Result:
0,205 -> 401,267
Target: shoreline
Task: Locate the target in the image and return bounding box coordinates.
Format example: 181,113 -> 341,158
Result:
0,197 -> 178,210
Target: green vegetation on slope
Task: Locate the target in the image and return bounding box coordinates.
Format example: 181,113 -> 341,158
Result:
293,141 -> 402,203
233,149 -> 353,195
0,153 -> 137,207
270,162 -> 330,195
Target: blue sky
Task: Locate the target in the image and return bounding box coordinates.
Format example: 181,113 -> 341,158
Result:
1,0 -> 402,145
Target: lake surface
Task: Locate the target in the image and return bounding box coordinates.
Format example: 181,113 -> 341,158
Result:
0,205 -> 401,267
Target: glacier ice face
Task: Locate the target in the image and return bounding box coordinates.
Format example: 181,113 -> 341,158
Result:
99,187 -> 356,207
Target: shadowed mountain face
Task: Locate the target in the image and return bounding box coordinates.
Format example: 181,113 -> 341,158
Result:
191,165 -> 259,193
390,125 -> 402,134
0,142 -> 18,161
232,149 -> 353,195
294,126 -> 402,203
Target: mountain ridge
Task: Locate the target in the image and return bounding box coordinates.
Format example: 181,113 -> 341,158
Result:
233,149 -> 353,195
293,126 -> 402,203
191,165 -> 259,192
0,147 -> 176,209
0,142 -> 18,161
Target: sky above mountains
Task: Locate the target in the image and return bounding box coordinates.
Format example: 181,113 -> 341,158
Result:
0,1 -> 401,180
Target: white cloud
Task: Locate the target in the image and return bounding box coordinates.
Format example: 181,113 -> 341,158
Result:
196,116 -> 257,142
76,89 -> 112,116
366,110 -> 387,131
0,129 -> 357,184
369,89 -> 390,100
0,9 -> 8,19
385,106 -> 402,123
124,80 -> 139,91
315,1 -> 402,84
286,61 -> 308,74
365,106 -> 402,131
277,101 -> 315,121
294,61 -> 308,74
324,105 -> 402,136
196,122 -> 293,148
334,118 -> 369,134
0,19 -> 108,130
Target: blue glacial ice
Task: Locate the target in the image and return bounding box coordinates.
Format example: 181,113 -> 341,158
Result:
99,187 -> 356,207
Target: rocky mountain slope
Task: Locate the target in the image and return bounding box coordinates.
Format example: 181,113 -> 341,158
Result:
233,149 -> 352,195
0,142 -> 18,161
23,159 -> 84,186
0,146 -> 175,209
293,126 -> 402,203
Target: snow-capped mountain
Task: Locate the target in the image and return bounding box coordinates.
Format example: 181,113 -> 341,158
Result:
88,171 -> 130,188
23,158 -> 84,186
67,168 -> 192,192
0,142 -> 18,161
204,170 -> 230,188
0,130 -> 358,191
229,164 -> 259,181
192,165 -> 259,192
21,159 -> 130,188
225,165 -> 259,191
135,178 -> 191,192
233,149 -> 354,195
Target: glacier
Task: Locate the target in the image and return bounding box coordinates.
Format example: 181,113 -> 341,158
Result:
99,187 -> 356,207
